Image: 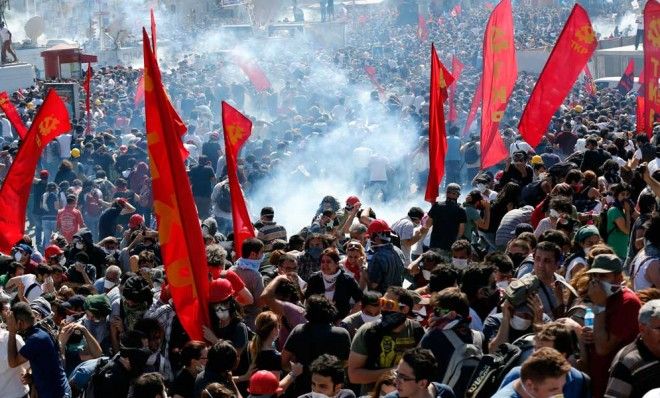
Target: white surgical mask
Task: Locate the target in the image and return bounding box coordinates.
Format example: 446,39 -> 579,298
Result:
75,242 -> 84,250
452,258 -> 469,270
104,279 -> 117,290
13,252 -> 22,262
510,315 -> 532,331
476,183 -> 487,193
360,312 -> 381,324
600,280 -> 622,297
496,280 -> 510,290
215,308 -> 230,321
59,256 -> 66,266
422,270 -> 432,280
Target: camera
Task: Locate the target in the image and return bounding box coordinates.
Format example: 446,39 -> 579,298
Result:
504,274 -> 540,308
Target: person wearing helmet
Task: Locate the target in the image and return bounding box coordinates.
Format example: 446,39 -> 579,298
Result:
366,219 -> 405,294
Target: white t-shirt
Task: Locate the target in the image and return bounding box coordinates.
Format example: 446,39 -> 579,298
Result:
0,330 -> 29,398
19,274 -> 43,302
0,117 -> 11,138
0,28 -> 10,42
57,134 -> 72,158
648,158 -> 659,175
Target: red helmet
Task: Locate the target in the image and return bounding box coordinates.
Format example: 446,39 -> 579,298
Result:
208,278 -> 234,303
248,370 -> 283,395
367,219 -> 392,236
44,245 -> 64,259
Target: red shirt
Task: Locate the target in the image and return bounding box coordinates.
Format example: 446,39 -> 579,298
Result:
588,288 -> 641,398
56,206 -> 85,243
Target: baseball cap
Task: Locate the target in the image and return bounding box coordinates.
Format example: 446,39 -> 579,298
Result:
346,195 -> 360,207
30,297 -> 52,318
367,219 -> 392,236
208,278 -> 234,303
587,254 -> 623,274
44,244 -> 64,259
248,371 -> 283,395
446,183 -> 461,193
531,155 -> 544,165
39,169 -> 49,178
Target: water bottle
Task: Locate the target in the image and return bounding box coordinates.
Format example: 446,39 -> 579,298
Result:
584,307 -> 594,329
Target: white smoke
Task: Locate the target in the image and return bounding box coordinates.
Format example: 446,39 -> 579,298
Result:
592,11 -> 638,39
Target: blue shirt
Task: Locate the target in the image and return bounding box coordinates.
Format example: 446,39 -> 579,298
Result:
491,382 -> 521,398
446,136 -> 461,162
499,366 -> 589,398
19,326 -> 71,398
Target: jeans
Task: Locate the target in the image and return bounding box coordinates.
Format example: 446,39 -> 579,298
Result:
41,219 -> 56,249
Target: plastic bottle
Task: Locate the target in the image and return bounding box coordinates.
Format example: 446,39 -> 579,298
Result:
584,307 -> 594,329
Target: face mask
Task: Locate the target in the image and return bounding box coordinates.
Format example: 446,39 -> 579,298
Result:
380,310 -> 407,329
215,308 -> 230,321
600,280 -> 622,297
452,258 -> 469,270
476,183 -> 487,193
422,269 -> 432,280
308,247 -> 322,259
496,280 -> 510,290
104,279 -> 117,290
58,256 -> 66,266
75,242 -> 84,250
360,312 -> 381,323
13,252 -> 22,262
510,315 -> 532,331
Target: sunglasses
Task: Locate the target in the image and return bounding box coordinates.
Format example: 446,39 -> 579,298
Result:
379,298 -> 403,312
347,243 -> 362,250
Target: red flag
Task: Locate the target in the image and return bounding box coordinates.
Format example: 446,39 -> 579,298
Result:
425,43 -> 455,203
481,0 -> 517,169
221,101 -> 256,257
233,54 -> 271,92
584,65 -> 597,97
463,76 -> 483,137
518,5 -> 597,148
83,63 -> 93,114
448,56 -> 464,122
135,72 -> 145,106
417,15 -> 429,41
617,58 -> 635,95
142,29 -> 208,341
365,66 -> 386,96
638,96 -> 647,133
0,90 -> 71,252
0,92 -> 27,139
151,8 -> 157,56
644,1 -> 660,136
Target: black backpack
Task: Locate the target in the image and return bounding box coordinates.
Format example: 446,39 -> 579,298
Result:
440,329 -> 484,397
520,180 -> 544,207
79,356 -> 112,398
598,207 -> 616,242
464,343 -> 522,398
465,143 -> 479,164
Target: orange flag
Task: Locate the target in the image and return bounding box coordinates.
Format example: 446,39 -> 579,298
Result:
0,90 -> 71,252
425,43 -> 455,203
0,92 -> 28,139
481,0 -> 517,169
221,102 -> 256,258
518,4 -> 597,148
143,29 -> 209,341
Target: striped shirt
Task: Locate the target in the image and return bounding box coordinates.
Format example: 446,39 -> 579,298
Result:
256,221 -> 287,249
605,337 -> 660,398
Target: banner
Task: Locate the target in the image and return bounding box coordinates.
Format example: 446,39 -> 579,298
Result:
583,65 -> 597,97
644,0 -> 660,135
518,4 -> 597,148
233,55 -> 271,92
0,90 -> 71,252
463,76 -> 482,137
135,72 -> 145,106
617,58 -> 635,95
83,63 -> 92,115
365,66 -> 386,96
143,29 -> 209,341
448,56 -> 464,123
0,92 -> 27,139
481,0 -> 517,169
221,101 -> 256,257
417,15 -> 429,41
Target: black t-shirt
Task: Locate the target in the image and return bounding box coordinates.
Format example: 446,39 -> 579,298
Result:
255,349 -> 282,372
171,368 -> 196,398
189,165 -> 215,197
429,200 -> 467,250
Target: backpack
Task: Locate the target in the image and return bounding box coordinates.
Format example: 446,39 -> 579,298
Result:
520,180 -> 544,207
465,143 -> 479,164
214,182 -> 231,213
598,207 -> 616,242
84,192 -> 103,218
84,356 -> 114,398
441,329 -> 484,397
464,343 -> 522,398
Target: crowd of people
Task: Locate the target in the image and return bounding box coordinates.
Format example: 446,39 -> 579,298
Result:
0,1 -> 659,398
